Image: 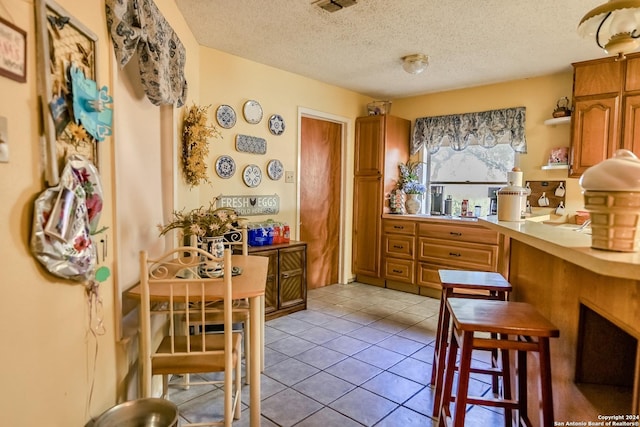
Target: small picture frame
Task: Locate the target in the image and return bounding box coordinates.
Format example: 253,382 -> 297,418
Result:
0,16 -> 27,83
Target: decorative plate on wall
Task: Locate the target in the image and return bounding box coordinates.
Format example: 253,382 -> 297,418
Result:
243,164 -> 262,187
216,104 -> 236,129
242,100 -> 263,124
215,155 -> 236,179
268,114 -> 285,135
235,134 -> 267,154
267,159 -> 284,180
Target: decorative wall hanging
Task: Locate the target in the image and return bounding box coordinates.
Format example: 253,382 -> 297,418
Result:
216,104 -> 236,129
181,104 -> 221,187
215,155 -> 236,179
216,194 -> 280,216
35,0 -> 99,186
69,64 -> 113,141
30,154 -> 104,282
0,16 -> 27,83
105,0 -> 188,107
412,107 -> 527,155
268,114 -> 285,135
236,134 -> 267,154
242,164 -> 262,187
267,159 -> 284,180
242,100 -> 263,124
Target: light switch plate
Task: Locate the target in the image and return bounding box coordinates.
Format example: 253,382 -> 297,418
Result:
0,116 -> 8,163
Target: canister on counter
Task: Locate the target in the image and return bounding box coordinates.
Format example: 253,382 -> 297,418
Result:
444,195 -> 452,215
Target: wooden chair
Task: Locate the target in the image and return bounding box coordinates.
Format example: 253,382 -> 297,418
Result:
139,247 -> 242,426
186,224 -> 254,384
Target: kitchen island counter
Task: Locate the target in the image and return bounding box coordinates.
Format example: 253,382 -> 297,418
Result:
477,216 -> 640,422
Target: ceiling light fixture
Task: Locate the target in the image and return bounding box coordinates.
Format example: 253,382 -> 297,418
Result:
578,0 -> 640,57
402,54 -> 429,74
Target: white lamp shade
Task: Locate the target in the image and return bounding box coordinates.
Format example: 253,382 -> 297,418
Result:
402,54 -> 429,74
578,0 -> 640,55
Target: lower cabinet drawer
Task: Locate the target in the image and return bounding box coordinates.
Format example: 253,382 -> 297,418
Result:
418,237 -> 498,271
416,262 -> 442,290
383,257 -> 415,283
383,234 -> 415,259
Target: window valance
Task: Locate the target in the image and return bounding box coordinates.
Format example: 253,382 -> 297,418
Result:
411,107 -> 527,155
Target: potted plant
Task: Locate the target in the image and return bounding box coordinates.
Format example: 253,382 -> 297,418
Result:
398,161 -> 427,214
158,203 -> 244,272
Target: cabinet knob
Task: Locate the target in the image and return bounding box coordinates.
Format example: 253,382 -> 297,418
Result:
393,245 -> 404,249
449,252 -> 461,257
450,232 -> 462,236
392,269 -> 403,274
281,273 -> 290,279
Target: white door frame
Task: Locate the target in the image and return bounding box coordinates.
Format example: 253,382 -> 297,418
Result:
297,107 -> 351,285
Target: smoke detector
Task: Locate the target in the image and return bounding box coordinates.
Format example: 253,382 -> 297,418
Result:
312,0 -> 357,13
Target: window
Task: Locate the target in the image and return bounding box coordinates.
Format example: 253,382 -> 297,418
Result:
423,144 -> 516,216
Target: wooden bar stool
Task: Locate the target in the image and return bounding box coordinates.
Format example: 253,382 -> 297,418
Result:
431,269 -> 512,417
438,298 -> 560,427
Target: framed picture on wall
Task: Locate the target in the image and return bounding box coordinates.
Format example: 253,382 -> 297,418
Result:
35,0 -> 99,186
0,17 -> 27,83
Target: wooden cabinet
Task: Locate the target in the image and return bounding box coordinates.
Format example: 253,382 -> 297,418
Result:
570,54 -> 640,177
378,218 -> 505,297
382,219 -> 416,284
352,115 -> 410,284
246,241 -> 307,320
416,221 -> 501,294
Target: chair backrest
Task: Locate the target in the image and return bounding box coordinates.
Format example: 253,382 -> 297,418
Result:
223,222 -> 248,255
138,246 -> 234,397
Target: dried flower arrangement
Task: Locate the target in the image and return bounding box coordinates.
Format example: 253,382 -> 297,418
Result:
158,203 -> 241,238
182,104 -> 221,187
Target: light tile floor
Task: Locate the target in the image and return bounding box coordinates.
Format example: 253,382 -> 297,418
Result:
168,282 -> 505,426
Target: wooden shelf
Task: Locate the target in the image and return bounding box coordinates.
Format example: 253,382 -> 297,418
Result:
541,164 -> 569,170
544,116 -> 571,126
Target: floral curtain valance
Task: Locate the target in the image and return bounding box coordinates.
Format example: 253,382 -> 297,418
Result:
411,107 -> 527,155
106,0 -> 188,107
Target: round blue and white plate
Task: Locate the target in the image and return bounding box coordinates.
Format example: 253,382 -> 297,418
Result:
243,164 -> 262,187
216,104 -> 236,129
268,114 -> 285,135
215,155 -> 236,179
267,159 -> 283,180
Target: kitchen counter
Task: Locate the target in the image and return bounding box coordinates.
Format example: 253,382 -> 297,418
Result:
476,216 -> 640,421
479,215 -> 640,280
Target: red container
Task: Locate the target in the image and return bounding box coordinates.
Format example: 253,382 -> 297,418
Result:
283,223 -> 290,243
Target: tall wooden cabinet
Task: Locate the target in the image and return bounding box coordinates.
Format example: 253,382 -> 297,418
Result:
246,241 -> 307,320
570,54 -> 640,177
352,115 -> 410,284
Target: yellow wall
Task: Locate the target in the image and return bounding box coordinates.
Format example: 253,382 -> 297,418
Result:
0,0 -> 585,425
393,72 -> 583,216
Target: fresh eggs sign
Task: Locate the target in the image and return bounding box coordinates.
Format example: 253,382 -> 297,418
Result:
217,194 -> 280,216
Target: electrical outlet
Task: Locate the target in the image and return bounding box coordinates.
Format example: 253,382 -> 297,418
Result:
0,116 -> 8,163
285,171 -> 294,183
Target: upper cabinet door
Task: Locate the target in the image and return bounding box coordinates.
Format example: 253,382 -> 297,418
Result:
574,59 -> 622,97
623,94 -> 640,156
354,116 -> 384,174
570,96 -> 620,177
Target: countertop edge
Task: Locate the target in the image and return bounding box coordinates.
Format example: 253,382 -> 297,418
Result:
478,218 -> 640,281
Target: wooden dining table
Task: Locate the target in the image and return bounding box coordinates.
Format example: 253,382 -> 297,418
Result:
127,254 -> 268,427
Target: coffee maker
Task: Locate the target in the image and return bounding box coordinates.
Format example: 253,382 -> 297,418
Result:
430,185 -> 445,215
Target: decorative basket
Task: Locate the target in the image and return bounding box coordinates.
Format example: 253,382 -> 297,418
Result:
367,101 -> 392,116
583,190 -> 640,252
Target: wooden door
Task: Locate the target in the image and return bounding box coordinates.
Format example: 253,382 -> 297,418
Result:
300,117 -> 341,289
569,96 -> 620,177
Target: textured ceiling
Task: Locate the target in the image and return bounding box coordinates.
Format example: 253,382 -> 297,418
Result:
175,0 -> 609,99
